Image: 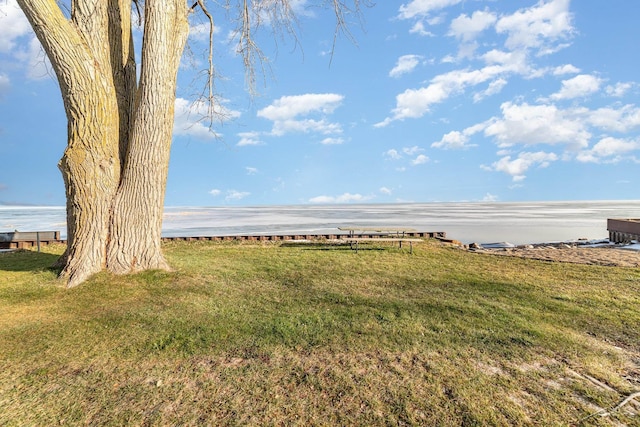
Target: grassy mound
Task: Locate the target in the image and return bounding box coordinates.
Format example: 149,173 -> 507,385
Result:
1,240 -> 639,425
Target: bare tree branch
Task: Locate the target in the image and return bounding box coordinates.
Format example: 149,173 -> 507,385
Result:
187,0 -> 371,126
133,0 -> 142,26
196,0 -> 216,121
328,0 -> 370,65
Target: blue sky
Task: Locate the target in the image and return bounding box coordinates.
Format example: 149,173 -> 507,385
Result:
1,0 -> 639,206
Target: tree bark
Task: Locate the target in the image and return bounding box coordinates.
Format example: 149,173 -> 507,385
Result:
19,0 -> 189,286
17,0 -> 122,288
106,0 -> 189,274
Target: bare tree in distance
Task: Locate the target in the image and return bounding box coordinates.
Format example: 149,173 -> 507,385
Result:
16,0 -> 370,287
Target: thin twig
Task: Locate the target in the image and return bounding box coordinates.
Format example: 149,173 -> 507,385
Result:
133,0 -> 142,26
608,391 -> 640,414
580,390 -> 640,421
196,0 -> 216,122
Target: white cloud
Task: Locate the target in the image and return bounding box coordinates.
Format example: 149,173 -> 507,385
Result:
174,97 -> 241,139
237,131 -> 263,147
320,137 -> 344,145
537,42 -> 572,57
258,93 -> 344,136
409,21 -> 434,37
427,15 -> 445,26
0,74 -> 9,99
550,74 -> 602,100
482,193 -> 499,202
386,0 -> 639,185
375,84 -> 447,126
385,146 -> 429,166
226,190 -> 250,201
398,0 -> 463,20
376,64 -> 517,126
174,98 -> 214,139
258,93 -> 343,121
21,37 -> 49,80
474,78 -> 507,102
308,195 -> 334,204
188,22 -> 220,42
271,118 -> 342,136
449,10 -> 497,42
379,22 -> 573,125
585,105 -> 640,133
209,187 -> 256,202
495,0 -> 574,54
606,82 -> 634,98
0,2 -> 53,81
411,154 -> 430,165
0,1 -> 52,81
481,49 -> 529,74
308,193 -> 373,204
441,101 -> 640,174
577,137 -> 640,163
455,41 -> 481,61
245,167 -> 258,175
291,0 -> 313,15
432,130 -> 470,150
389,54 -> 422,78
379,187 -> 393,195
0,0 -> 32,53
553,64 -> 580,75
484,102 -> 591,150
591,137 -> 640,157
485,151 -> 558,181
384,149 -> 402,160
434,66 -> 507,93
440,55 -> 455,64
403,146 -> 423,156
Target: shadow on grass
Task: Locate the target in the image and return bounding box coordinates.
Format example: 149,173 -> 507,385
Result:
0,250 -> 61,273
279,242 -> 385,252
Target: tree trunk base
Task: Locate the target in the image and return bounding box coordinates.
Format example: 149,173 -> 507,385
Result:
60,261 -> 104,289
107,249 -> 172,276
59,252 -> 172,288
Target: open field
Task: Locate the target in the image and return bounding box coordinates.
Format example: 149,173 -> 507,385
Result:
1,240 -> 639,425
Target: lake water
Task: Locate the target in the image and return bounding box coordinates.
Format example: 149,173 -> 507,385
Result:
2,200 -> 640,245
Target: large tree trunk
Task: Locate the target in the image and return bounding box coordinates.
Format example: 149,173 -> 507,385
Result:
58,90 -> 121,288
18,0 -> 188,287
107,0 -> 189,274
18,0 -> 122,288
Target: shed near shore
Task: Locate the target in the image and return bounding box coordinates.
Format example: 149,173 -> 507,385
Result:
607,218 -> 640,243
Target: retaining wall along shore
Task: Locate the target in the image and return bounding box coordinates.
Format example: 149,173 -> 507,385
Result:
0,231 -> 448,249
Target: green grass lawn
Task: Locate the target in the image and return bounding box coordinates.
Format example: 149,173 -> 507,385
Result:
1,240 -> 639,425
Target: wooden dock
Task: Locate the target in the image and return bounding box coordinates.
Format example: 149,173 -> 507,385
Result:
0,231 -> 61,250
160,231 -> 446,242
0,231 -> 448,250
607,218 -> 640,243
